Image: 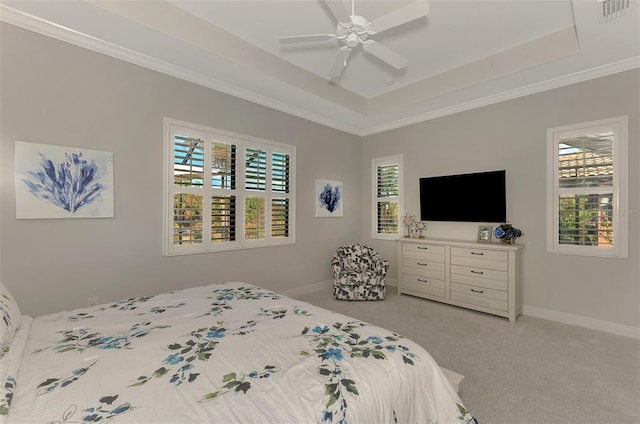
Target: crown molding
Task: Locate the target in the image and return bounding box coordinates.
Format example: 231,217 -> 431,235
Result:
362,55 -> 640,136
0,5 -> 365,136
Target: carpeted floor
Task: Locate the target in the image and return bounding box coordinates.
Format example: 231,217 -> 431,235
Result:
292,285 -> 640,424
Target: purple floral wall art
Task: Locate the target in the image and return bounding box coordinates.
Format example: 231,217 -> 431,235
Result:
15,141 -> 114,219
315,179 -> 343,217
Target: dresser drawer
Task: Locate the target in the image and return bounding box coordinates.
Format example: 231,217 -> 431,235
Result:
450,247 -> 507,271
403,243 -> 445,256
402,275 -> 445,298
450,265 -> 508,291
403,250 -> 445,262
451,247 -> 507,261
451,282 -> 507,312
403,273 -> 445,289
403,259 -> 445,279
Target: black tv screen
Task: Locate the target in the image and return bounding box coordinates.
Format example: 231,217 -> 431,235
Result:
419,170 -> 506,222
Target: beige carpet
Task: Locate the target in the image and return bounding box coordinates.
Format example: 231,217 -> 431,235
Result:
292,285 -> 640,424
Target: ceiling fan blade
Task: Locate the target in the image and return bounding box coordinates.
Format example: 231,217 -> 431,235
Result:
369,0 -> 429,34
329,47 -> 352,80
278,34 -> 336,44
362,40 -> 408,70
324,0 -> 351,24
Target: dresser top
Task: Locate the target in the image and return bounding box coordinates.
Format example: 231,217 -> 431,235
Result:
396,237 -> 524,251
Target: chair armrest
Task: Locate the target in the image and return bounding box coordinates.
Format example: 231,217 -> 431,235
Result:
371,255 -> 389,276
331,255 -> 343,279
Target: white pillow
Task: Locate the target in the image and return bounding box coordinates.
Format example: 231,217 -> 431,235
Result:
0,283 -> 22,348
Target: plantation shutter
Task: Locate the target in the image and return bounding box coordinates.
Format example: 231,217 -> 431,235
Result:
271,198 -> 289,238
556,131 -> 614,247
271,152 -> 290,238
376,162 -> 400,236
173,135 -> 204,187
165,119 -> 295,255
272,152 -> 290,193
211,142 -> 236,190
172,135 -> 205,247
245,148 -> 266,191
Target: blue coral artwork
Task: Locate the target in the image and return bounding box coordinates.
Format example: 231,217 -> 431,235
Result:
15,141 -> 114,219
316,179 -> 343,217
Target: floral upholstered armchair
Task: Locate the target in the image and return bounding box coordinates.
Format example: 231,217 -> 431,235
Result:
332,244 -> 389,300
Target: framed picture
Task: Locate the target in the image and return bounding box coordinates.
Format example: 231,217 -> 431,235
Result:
477,225 -> 492,243
15,141 -> 114,219
316,179 -> 343,217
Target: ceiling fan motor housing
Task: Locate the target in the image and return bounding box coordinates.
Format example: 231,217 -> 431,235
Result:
337,15 -> 371,47
350,15 -> 371,33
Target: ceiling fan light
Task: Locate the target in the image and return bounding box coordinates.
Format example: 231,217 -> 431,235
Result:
346,33 -> 359,47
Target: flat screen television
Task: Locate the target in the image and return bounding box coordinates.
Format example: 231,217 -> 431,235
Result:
419,170 -> 506,222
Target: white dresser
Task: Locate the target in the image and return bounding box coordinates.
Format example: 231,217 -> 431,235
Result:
397,238 -> 523,322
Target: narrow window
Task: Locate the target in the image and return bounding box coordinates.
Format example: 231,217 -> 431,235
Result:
372,155 -> 403,239
547,116 -> 628,257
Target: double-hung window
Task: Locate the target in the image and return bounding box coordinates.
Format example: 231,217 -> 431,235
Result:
164,119 -> 295,255
372,155 -> 403,239
546,116 -> 628,258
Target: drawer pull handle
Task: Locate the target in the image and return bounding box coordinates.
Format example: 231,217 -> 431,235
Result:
470,270 -> 484,275
417,246 -> 428,250
417,262 -> 428,266
470,289 -> 485,294
470,252 -> 484,255
417,278 -> 428,283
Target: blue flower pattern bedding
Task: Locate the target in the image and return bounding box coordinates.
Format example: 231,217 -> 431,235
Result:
4,283 -> 476,423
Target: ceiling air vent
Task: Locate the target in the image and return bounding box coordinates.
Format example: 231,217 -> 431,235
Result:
598,0 -> 631,22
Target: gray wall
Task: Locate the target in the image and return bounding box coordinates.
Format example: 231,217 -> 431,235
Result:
0,23 -> 362,316
2,23 -> 639,330
361,69 -> 640,328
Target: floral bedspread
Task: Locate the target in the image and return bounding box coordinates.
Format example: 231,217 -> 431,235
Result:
7,282 -> 476,424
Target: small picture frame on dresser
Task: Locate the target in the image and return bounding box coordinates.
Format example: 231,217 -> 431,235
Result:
477,225 -> 492,243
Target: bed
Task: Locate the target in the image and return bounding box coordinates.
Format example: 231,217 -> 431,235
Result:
1,281 -> 477,423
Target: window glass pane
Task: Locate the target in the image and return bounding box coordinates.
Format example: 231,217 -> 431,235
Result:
271,198 -> 289,238
211,195 -> 236,242
377,164 -> 399,197
272,152 -> 290,193
558,133 -> 613,188
212,142 -> 236,190
377,201 -> 399,234
245,148 -> 266,191
245,196 -> 265,240
173,193 -> 203,245
174,135 -> 204,187
558,193 -> 613,247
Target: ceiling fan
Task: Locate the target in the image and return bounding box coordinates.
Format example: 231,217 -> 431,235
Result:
278,0 -> 430,80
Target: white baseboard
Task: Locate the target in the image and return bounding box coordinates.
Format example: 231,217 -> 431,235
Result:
523,305 -> 640,340
281,282 -> 639,339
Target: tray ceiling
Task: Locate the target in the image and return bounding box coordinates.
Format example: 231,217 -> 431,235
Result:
1,0 -> 638,135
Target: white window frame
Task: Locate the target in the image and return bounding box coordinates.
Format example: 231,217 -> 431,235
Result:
546,116 -> 628,258
163,118 -> 295,256
372,155 -> 403,240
